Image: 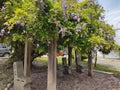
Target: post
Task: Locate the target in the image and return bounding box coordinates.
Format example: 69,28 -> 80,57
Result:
24,40 -> 32,77
13,61 -> 24,90
13,61 -> 32,90
47,39 -> 57,90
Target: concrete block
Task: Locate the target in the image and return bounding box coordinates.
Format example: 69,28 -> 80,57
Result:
13,61 -> 32,90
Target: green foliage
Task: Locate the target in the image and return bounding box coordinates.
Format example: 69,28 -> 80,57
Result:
73,0 -> 116,55
81,53 -> 88,60
1,0 -> 66,63
1,0 -> 118,64
4,0 -> 37,30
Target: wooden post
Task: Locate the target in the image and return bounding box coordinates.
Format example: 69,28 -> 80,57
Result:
47,39 -> 57,90
24,40 -> 32,77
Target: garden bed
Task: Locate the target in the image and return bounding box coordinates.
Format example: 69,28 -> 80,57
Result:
31,65 -> 120,90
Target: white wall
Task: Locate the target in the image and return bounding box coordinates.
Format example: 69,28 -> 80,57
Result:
114,30 -> 120,45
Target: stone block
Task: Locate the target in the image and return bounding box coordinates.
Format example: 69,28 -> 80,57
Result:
14,76 -> 31,90
13,61 -> 23,78
13,61 -> 32,90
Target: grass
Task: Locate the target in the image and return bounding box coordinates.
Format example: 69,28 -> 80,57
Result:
35,56 -> 48,63
35,56 -> 120,75
35,56 -> 63,65
94,64 -> 119,73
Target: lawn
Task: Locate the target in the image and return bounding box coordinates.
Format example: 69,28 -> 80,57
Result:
34,56 -> 120,74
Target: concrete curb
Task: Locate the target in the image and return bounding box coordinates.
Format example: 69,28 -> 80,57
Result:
84,69 -> 114,75
93,70 -> 114,75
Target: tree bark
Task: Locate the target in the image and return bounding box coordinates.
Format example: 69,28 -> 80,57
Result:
68,45 -> 72,66
62,57 -> 69,74
75,50 -> 80,66
88,50 -> 93,77
47,39 -> 57,90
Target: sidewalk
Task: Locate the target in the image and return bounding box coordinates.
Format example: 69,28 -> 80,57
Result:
94,57 -> 120,71
0,57 -> 8,64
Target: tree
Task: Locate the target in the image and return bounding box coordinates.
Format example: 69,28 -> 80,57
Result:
57,0 -> 82,72
1,0 -> 117,90
72,0 -> 115,76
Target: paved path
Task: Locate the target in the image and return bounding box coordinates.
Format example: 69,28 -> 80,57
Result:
0,57 -> 8,64
95,57 -> 120,71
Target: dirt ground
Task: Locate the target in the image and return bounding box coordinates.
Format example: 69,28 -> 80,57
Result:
31,66 -> 120,90
0,58 -> 120,90
0,65 -> 120,90
0,58 -> 13,90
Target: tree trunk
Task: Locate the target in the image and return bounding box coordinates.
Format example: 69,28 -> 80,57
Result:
24,41 -> 32,77
88,50 -> 93,77
75,50 -> 83,73
75,50 -> 80,66
47,39 -> 57,90
62,57 -> 69,74
68,45 -> 72,66
94,50 -> 97,67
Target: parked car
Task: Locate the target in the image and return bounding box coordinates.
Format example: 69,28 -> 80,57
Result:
0,43 -> 11,57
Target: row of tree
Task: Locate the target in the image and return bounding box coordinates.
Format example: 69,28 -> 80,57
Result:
0,0 -> 119,90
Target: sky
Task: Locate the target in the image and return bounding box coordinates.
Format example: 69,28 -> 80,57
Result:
98,0 -> 120,29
